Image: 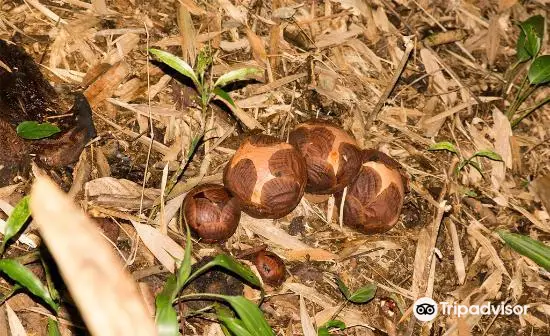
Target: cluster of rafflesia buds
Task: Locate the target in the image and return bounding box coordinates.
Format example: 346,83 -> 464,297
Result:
183,119 -> 407,283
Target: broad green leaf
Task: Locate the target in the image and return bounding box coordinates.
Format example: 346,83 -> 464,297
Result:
348,283 -> 377,304
322,320 -> 346,329
0,259 -> 57,311
317,328 -> 330,336
498,231 -> 550,271
428,141 -> 458,155
216,304 -> 255,336
47,318 -> 61,336
219,316 -> 255,336
222,296 -> 274,336
16,121 -> 60,140
213,87 -> 236,108
188,254 -> 262,289
0,196 -> 31,255
214,67 -> 262,89
317,320 -> 346,336
472,150 -> 503,162
149,48 -> 200,88
516,15 -> 545,61
528,55 -> 550,85
335,278 -> 351,300
521,25 -> 541,58
155,275 -> 180,336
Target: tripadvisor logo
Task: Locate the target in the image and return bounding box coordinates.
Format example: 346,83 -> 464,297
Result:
413,297 -> 528,322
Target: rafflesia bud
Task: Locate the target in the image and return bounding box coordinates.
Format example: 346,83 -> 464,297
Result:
223,134 -> 307,219
289,119 -> 362,194
183,184 -> 241,243
336,149 -> 405,234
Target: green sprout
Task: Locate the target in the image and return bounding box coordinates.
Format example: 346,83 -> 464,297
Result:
317,278 -> 376,335
148,48 -> 262,197
154,219 -> 273,336
427,141 -> 503,177
506,15 -> 550,127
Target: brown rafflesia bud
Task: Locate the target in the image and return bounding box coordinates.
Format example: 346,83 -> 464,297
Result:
289,119 -> 362,194
183,184 -> 241,243
254,251 -> 286,286
336,149 -> 406,234
223,134 -> 307,219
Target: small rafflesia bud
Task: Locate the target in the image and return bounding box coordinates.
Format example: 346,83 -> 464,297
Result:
223,134 -> 307,219
254,251 -> 286,286
336,149 -> 406,234
183,184 -> 241,243
289,119 -> 362,194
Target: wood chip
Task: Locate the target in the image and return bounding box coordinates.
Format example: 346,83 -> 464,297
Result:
30,176 -> 157,336
84,62 -> 129,108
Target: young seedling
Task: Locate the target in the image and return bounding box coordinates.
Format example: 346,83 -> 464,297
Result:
317,278 -> 376,335
154,218 -> 274,336
506,15 -> 550,127
148,47 -> 262,196
0,197 -> 61,333
427,141 -> 503,177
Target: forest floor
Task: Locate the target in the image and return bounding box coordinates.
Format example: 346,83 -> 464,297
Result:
0,0 -> 549,335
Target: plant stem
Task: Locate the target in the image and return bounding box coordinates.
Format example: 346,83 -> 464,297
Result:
163,136 -> 203,198
511,96 -> 550,128
176,292 -> 226,304
328,300 -> 349,322
506,75 -> 529,120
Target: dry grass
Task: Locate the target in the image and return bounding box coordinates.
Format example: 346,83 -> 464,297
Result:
0,0 -> 549,335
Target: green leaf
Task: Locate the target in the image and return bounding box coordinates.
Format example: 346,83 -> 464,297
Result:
472,150 -> 503,162
149,48 -> 200,89
216,305 -> 255,336
222,296 -> 274,336
176,223 -> 193,291
47,318 -> 61,336
0,259 -> 57,311
335,278 -> 351,300
348,283 -> 377,304
498,231 -> 550,271
521,25 -> 540,58
317,328 -> 330,336
16,121 -> 60,140
219,316 -> 254,336
428,141 -> 459,155
0,196 -> 31,255
214,67 -> 262,89
213,87 -> 236,108
516,15 -> 545,61
317,320 -> 346,336
155,275 -> 180,336
188,254 -> 262,289
528,55 -> 550,85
